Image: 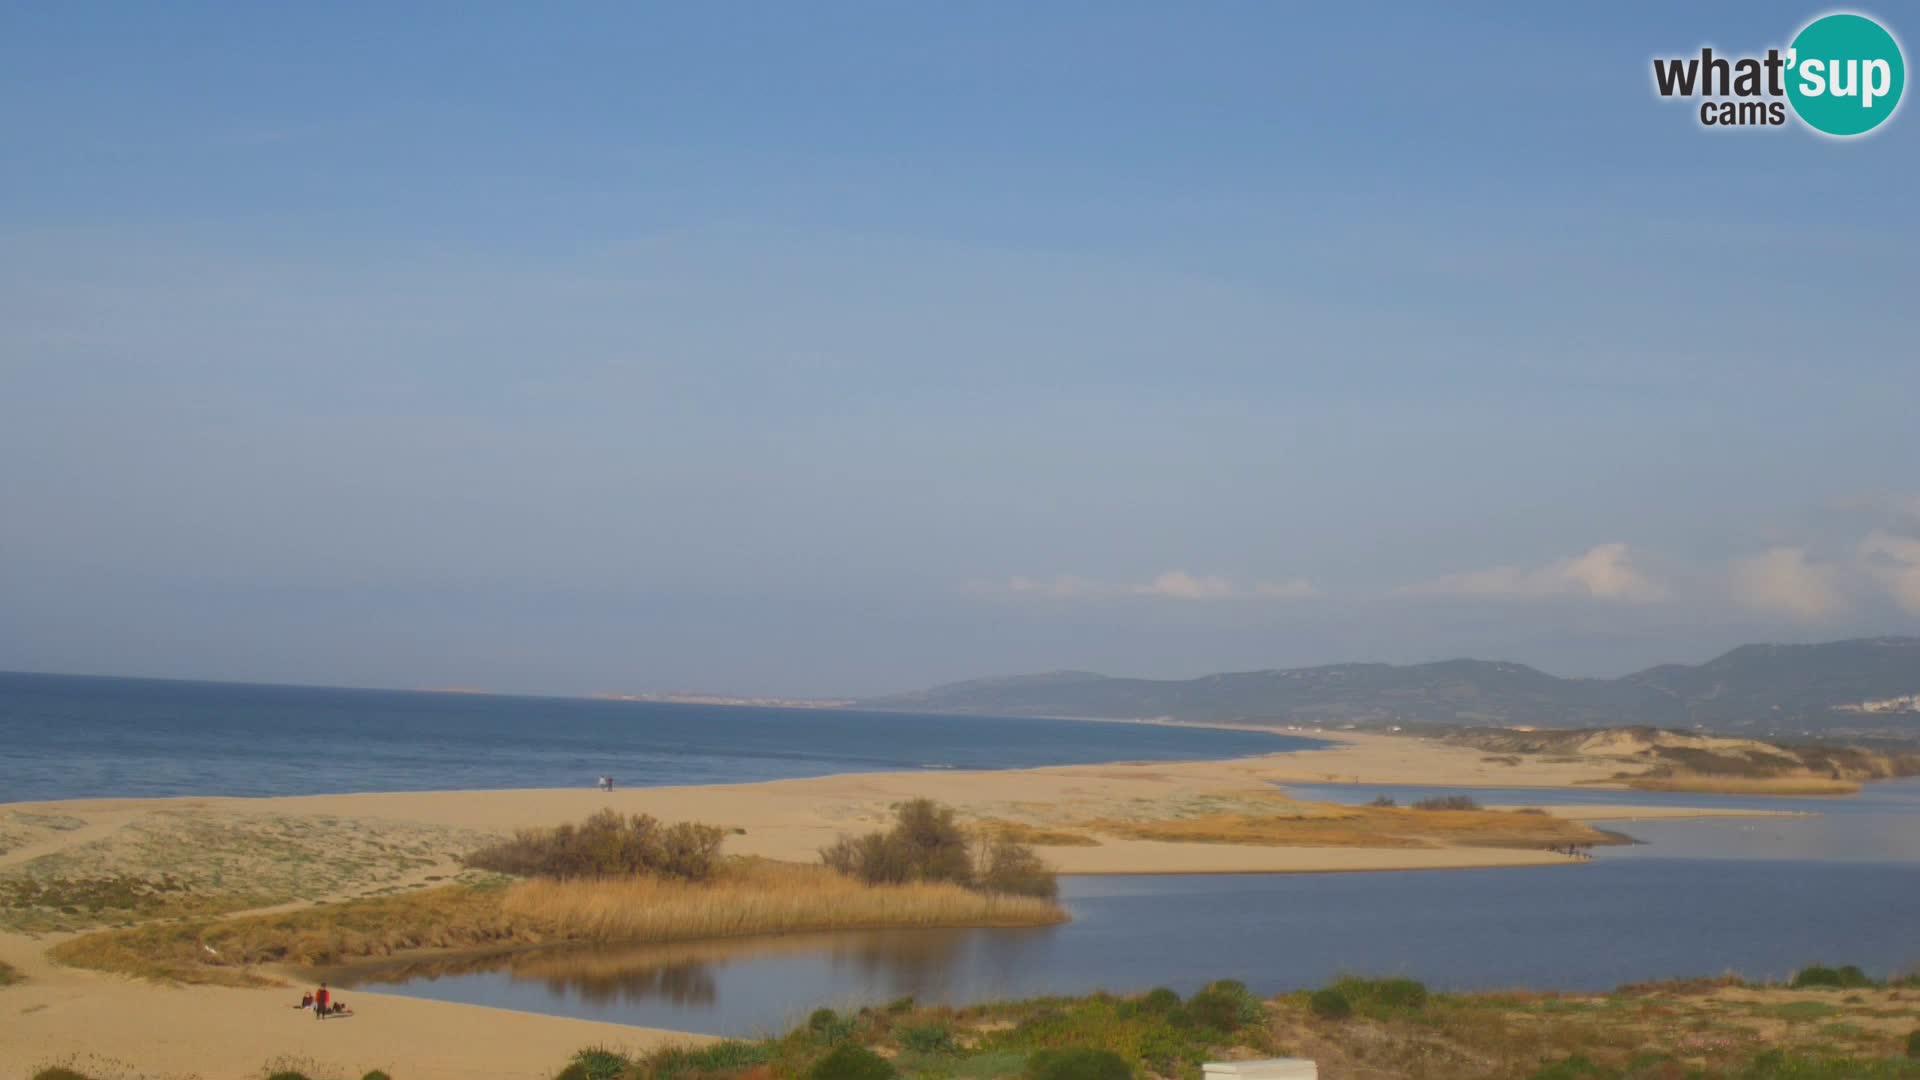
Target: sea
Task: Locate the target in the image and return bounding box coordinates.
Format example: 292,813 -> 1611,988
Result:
0,670 -> 1313,803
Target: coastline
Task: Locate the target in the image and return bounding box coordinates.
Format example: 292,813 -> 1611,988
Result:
0,732 -> 1828,1079
2,732 -> 1806,878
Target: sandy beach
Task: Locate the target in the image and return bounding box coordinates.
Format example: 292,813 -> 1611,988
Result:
0,732 -> 1806,1079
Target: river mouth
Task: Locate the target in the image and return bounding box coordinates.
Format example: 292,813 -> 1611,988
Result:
342,780 -> 1920,1037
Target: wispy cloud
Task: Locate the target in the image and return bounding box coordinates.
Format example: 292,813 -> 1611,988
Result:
1132,570 -> 1235,600
1729,547 -> 1848,620
1000,575 -> 1105,599
979,570 -> 1314,602
1861,530 -> 1920,614
1402,543 -> 1666,604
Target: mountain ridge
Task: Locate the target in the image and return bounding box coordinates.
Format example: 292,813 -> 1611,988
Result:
862,637 -> 1920,736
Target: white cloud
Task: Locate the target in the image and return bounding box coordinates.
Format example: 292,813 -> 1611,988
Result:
1131,570 -> 1235,600
1860,530 -> 1920,614
1000,575 -> 1104,598
1254,577 -> 1320,600
981,569 -> 1314,602
1729,547 -> 1848,619
1403,543 -> 1666,604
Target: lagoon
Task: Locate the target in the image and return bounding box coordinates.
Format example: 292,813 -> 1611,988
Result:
348,779 -> 1920,1036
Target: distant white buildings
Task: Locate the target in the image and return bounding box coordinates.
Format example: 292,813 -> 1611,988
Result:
1834,694 -> 1920,714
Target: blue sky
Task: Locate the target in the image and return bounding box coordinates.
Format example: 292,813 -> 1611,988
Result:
3,3 -> 1917,695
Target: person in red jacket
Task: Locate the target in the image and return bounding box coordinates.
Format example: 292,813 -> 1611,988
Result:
314,983 -> 330,1020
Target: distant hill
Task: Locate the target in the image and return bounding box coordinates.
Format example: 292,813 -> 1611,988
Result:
863,637 -> 1920,737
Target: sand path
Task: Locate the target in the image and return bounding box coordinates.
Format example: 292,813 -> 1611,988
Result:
0,931 -> 702,1080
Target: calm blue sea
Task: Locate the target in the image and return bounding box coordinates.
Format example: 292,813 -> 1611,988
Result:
0,671 -> 1312,802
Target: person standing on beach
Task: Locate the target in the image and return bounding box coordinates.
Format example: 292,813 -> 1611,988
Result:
314,983 -> 330,1020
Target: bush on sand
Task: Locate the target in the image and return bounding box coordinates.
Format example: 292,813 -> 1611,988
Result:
823,799 -> 1058,899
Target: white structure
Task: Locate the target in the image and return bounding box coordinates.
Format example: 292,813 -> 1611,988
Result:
1204,1059 -> 1317,1080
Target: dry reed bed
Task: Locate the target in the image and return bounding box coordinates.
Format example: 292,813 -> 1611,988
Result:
1092,804 -> 1621,850
49,862 -> 1064,986
503,862 -> 1065,942
1623,772 -> 1861,795
968,820 -> 1103,847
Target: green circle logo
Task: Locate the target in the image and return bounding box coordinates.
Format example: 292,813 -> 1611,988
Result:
1787,13 -> 1905,136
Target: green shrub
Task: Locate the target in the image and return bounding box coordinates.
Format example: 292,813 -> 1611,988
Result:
824,800 -> 974,886
809,1007 -> 855,1044
362,1072 -> 393,1080
979,837 -> 1060,899
1790,964 -> 1874,989
569,1045 -> 633,1080
1907,1029 -> 1920,1059
554,1067 -> 590,1080
823,799 -> 1057,900
1139,987 -> 1182,1014
658,1041 -> 777,1075
1332,976 -> 1428,1014
265,1073 -> 315,1080
465,811 -> 725,881
1308,988 -> 1352,1020
1187,979 -> 1263,1032
898,1022 -> 958,1054
807,1044 -> 897,1080
1025,1048 -> 1133,1080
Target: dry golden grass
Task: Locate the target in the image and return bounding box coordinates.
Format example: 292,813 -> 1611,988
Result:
504,859 -> 1065,942
1091,805 -> 1617,850
1625,773 -> 1861,795
49,861 -> 1065,986
48,882 -> 516,986
968,820 -> 1102,847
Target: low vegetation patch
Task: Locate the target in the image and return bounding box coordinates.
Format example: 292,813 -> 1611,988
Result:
1024,1048 -> 1131,1080
0,958 -> 21,987
0,808 -> 479,932
970,820 -> 1102,848
1623,772 -> 1862,795
50,859 -> 1063,985
824,799 -> 1060,899
464,810 -> 728,881
49,880 -> 514,985
32,1065 -> 393,1080
537,972 -> 1920,1080
1091,800 -> 1618,851
1447,726 -> 1920,797
1794,964 -> 1877,990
